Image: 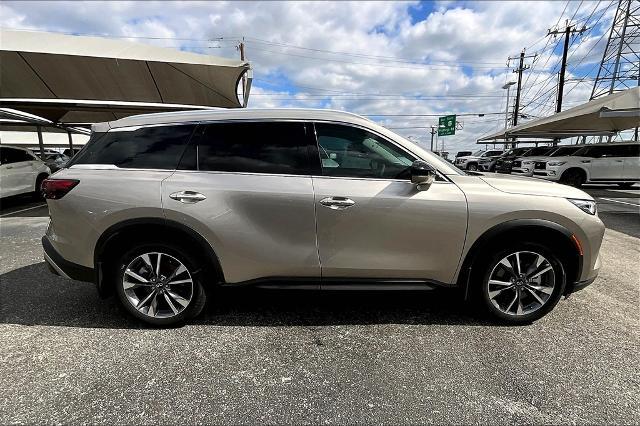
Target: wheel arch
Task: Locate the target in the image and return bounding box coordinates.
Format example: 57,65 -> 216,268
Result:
94,218 -> 225,298
458,219 -> 582,299
560,166 -> 588,182
35,172 -> 49,191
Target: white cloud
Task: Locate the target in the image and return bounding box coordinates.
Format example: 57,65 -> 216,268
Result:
0,1 -> 615,153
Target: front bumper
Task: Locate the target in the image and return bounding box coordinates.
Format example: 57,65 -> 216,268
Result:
511,167 -> 534,177
42,236 -> 94,283
533,169 -> 561,180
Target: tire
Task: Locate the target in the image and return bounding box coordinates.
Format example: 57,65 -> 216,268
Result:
33,174 -> 48,199
467,163 -> 478,171
560,169 -> 585,188
476,243 -> 566,324
114,242 -> 207,326
617,182 -> 635,189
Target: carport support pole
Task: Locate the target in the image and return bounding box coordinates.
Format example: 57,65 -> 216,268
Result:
67,130 -> 73,152
37,126 -> 44,158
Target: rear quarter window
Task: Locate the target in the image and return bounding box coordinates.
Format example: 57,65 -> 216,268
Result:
69,124 -> 196,169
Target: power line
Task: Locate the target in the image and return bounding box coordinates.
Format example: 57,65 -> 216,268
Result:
244,36 -> 508,66
249,47 -> 507,70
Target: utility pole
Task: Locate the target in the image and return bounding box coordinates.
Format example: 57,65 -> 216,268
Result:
508,50 -> 536,127
548,21 -> 587,112
506,50 -> 535,146
237,37 -> 248,106
429,126 -> 437,151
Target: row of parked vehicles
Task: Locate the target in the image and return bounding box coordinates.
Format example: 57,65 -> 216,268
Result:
453,142 -> 640,188
0,146 -> 73,199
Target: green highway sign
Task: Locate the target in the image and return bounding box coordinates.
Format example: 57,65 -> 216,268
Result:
438,114 -> 456,136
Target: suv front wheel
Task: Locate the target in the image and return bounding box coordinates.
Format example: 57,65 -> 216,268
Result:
479,244 -> 565,324
115,243 -> 206,326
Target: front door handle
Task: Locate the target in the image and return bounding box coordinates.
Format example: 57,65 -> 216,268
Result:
319,196 -> 355,210
169,191 -> 206,204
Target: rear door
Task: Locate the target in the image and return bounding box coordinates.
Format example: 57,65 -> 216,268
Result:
311,122 -> 467,284
162,121 -> 320,284
0,147 -> 36,196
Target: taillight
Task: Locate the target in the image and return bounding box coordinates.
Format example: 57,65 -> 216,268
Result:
41,179 -> 79,200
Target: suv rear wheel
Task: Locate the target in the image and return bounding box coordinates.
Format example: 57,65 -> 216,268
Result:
478,244 -> 565,324
115,243 -> 206,326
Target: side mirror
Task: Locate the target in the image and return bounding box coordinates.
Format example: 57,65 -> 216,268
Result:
411,160 -> 436,189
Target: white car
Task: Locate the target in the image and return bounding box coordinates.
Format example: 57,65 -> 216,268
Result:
0,146 -> 51,198
453,149 -> 503,171
510,146 -> 556,176
533,142 -> 640,188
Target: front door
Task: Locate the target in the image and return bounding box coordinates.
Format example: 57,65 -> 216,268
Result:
162,121 -> 320,284
312,123 -> 468,284
588,145 -> 625,180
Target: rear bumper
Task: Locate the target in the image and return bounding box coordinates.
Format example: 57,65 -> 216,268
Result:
569,276 -> 597,293
42,236 -> 94,283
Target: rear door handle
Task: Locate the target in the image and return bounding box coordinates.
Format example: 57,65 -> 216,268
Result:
319,196 -> 355,210
169,191 -> 206,204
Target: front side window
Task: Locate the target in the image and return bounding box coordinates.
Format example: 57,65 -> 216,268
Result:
191,122 -> 312,175
69,125 -> 196,169
315,123 -> 415,179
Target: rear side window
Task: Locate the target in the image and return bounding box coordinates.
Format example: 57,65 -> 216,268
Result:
69,124 -> 196,169
1,147 -> 34,164
186,122 -> 312,175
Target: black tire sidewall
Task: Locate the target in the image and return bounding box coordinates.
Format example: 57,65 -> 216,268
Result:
468,164 -> 478,171
479,243 -> 566,324
562,170 -> 584,187
114,243 -> 206,326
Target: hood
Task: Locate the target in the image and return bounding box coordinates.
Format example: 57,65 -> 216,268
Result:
479,173 -> 594,200
517,156 -> 549,162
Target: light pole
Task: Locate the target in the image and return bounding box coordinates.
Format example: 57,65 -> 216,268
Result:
502,81 -> 516,149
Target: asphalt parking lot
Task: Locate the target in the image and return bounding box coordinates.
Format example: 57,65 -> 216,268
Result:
1,185 -> 638,424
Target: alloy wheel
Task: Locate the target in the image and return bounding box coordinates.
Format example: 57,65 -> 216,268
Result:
487,251 -> 556,316
122,252 -> 194,319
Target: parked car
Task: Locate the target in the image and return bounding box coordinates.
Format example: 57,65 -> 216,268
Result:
511,146 -> 555,176
455,151 -> 472,159
42,153 -> 70,172
42,109 -> 604,326
63,148 -> 82,158
478,148 -> 523,172
494,147 -> 532,174
533,142 -> 640,187
0,145 -> 50,198
454,149 -> 503,171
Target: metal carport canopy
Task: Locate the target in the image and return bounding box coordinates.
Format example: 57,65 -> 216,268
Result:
0,29 -> 251,123
478,87 -> 640,142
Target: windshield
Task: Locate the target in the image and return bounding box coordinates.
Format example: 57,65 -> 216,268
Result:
525,146 -> 553,156
472,150 -> 485,156
550,146 -> 580,157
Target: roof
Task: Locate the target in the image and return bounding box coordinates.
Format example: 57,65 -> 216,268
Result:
478,87 -> 640,142
0,29 -> 251,120
94,108 -> 375,131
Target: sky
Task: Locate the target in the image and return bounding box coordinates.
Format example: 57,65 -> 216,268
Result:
0,1 -> 619,154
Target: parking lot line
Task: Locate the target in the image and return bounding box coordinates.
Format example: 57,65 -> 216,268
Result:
0,204 -> 47,218
599,197 -> 640,207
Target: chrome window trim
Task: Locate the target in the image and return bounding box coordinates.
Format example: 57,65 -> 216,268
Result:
84,118 -> 452,181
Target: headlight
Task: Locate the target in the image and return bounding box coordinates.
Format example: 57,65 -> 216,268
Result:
568,198 -> 597,215
548,161 -> 566,166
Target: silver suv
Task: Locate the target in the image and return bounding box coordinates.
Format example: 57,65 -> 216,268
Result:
42,109 -> 605,326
